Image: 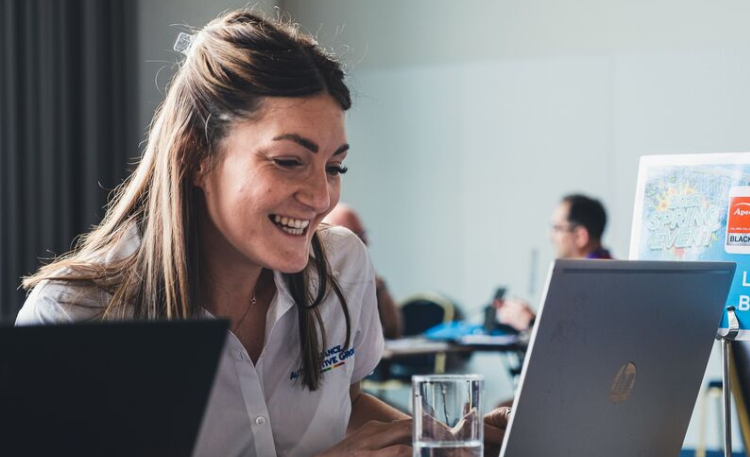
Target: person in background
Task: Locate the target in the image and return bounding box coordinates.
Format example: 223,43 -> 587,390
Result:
324,203 -> 402,339
496,193 -> 613,332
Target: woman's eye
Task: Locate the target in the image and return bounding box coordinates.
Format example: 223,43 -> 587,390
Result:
273,158 -> 303,168
327,165 -> 348,176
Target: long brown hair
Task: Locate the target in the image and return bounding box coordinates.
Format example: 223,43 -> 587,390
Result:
23,10 -> 352,390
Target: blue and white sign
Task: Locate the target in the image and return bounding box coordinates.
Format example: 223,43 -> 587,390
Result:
630,153 -> 750,340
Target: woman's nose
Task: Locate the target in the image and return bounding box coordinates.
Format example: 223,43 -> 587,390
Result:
296,170 -> 331,213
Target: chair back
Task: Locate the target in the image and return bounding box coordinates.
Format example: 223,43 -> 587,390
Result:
400,292 -> 455,336
386,292 -> 459,379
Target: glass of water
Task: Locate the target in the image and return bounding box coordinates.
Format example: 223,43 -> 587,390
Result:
412,374 -> 484,457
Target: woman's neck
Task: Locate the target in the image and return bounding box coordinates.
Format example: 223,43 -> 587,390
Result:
199,223 -> 267,318
203,263 -> 266,319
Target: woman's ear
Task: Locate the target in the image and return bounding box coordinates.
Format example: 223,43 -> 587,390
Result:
192,161 -> 208,188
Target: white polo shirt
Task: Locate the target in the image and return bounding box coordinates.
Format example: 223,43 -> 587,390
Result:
16,226 -> 385,457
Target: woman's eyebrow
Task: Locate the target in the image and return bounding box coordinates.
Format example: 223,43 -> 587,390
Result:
272,133 -> 349,155
333,144 -> 350,156
273,133 -> 318,152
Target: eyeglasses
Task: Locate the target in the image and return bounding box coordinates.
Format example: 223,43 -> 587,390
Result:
550,224 -> 579,233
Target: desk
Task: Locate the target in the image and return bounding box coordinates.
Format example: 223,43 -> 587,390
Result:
381,335 -> 525,360
376,335 -> 527,387
365,336 -> 527,409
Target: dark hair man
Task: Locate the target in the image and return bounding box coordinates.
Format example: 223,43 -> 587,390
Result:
497,194 -> 612,331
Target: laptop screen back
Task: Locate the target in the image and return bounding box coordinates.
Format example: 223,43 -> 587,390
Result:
0,320 -> 227,456
499,260 -> 735,457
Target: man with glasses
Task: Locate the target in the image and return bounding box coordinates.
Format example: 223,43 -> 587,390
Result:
549,194 -> 612,260
496,194 -> 613,332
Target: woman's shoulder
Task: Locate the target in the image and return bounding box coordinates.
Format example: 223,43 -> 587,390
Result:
317,224 -> 374,283
16,223 -> 141,326
15,273 -> 109,325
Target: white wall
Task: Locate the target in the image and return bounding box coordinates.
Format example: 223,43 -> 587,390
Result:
285,0 -> 750,307
286,0 -> 750,450
343,58 -> 616,307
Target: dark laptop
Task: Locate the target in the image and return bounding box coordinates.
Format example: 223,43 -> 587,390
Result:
0,319 -> 228,456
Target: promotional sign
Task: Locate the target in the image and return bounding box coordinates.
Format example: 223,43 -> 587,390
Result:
630,153 -> 750,340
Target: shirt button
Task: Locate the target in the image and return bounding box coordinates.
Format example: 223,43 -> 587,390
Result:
255,416 -> 267,426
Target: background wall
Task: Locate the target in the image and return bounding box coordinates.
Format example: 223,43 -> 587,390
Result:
284,0 -> 750,310
137,0 -> 279,136
282,0 -> 750,450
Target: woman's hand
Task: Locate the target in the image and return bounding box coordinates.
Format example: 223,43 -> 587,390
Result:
414,406 -> 509,457
315,419 -> 412,457
483,407 -> 511,457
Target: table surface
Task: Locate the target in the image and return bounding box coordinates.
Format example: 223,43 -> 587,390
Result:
382,335 -> 526,359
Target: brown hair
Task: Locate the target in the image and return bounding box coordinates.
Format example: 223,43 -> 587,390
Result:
24,10 -> 352,390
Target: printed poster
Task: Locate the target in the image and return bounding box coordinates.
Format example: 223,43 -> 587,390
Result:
630,153 -> 750,340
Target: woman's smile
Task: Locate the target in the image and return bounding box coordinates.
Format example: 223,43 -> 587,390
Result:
270,214 -> 312,236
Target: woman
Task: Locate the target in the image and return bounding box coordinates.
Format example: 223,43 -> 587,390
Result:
18,10 -> 507,457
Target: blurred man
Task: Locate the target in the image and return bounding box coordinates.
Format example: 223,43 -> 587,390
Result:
549,194 -> 612,260
324,203 -> 403,339
496,194 -> 612,331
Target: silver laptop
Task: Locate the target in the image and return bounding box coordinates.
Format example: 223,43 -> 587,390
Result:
499,260 -> 735,457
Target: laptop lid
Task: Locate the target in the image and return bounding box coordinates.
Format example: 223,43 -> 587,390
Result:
499,260 -> 735,457
0,319 -> 228,457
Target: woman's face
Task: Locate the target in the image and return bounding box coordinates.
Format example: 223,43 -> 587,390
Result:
196,95 -> 348,273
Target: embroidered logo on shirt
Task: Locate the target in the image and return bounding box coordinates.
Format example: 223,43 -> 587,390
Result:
289,344 -> 355,380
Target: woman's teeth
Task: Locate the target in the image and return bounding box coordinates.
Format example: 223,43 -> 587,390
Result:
273,215 -> 310,236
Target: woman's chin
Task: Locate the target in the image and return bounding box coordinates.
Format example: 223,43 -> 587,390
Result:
270,256 -> 310,274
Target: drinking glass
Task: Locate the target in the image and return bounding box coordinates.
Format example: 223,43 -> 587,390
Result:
412,374 -> 484,457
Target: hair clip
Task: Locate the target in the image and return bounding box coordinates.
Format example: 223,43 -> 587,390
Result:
174,32 -> 195,56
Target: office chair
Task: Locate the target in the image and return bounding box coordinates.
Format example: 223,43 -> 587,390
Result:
393,292 -> 456,376
363,292 -> 459,397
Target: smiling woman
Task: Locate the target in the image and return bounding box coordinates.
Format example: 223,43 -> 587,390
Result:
197,96 -> 349,275
15,9 -> 413,457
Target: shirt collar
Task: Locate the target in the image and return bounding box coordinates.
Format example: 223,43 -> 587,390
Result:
586,247 -> 613,259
